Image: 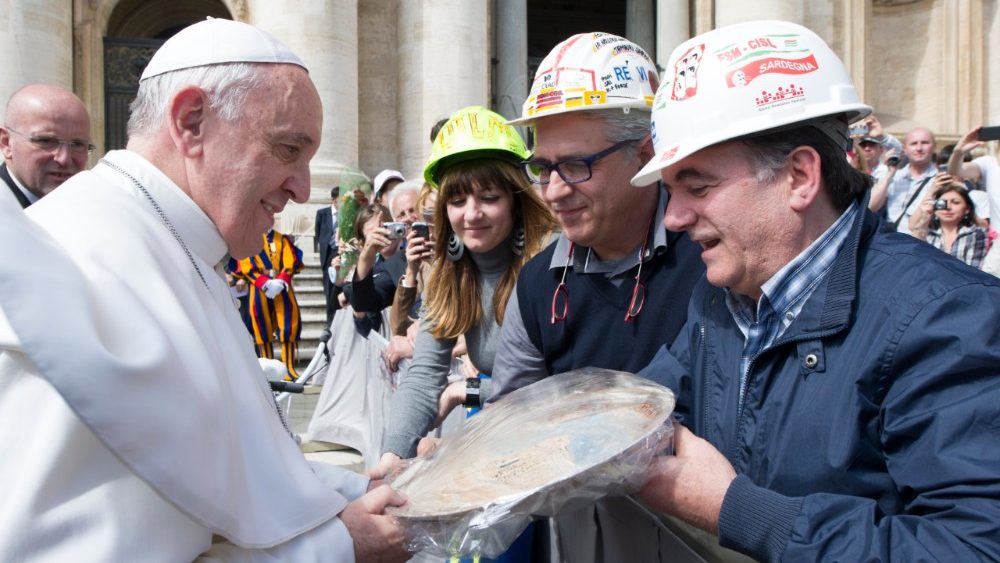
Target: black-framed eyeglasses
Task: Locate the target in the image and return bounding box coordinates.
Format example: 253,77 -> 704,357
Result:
522,138 -> 641,185
5,127 -> 95,155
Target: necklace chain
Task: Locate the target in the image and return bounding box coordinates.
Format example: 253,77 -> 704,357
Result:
99,159 -> 210,291
101,159 -> 297,437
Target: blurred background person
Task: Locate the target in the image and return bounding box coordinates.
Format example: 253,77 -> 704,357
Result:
229,228 -> 305,379
0,84 -> 92,208
947,125 -> 999,227
885,127 -> 938,234
314,185 -> 341,323
908,178 -> 989,269
372,168 -> 404,206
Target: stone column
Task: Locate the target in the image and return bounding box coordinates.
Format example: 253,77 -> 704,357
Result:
714,0 -> 803,28
494,0 -> 527,121
941,0 -> 984,135
626,0 -> 655,61
830,0 -> 869,104
656,0 -> 690,67
397,0 -> 489,179
0,1 -> 74,112
252,0 -> 365,234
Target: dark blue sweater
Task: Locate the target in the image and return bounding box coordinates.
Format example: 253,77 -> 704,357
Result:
517,230 -> 704,375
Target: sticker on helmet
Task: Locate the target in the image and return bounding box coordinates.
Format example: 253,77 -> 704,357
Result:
671,44 -> 704,101
754,83 -> 807,111
714,33 -> 820,88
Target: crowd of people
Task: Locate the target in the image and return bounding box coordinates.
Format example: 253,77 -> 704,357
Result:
1,15 -> 998,563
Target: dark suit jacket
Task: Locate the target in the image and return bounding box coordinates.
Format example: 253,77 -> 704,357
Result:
314,206 -> 339,293
1,163 -> 31,209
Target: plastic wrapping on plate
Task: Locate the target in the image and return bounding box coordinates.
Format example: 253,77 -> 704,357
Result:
386,367 -> 676,558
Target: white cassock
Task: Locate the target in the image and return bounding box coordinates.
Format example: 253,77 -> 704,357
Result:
0,150 -> 366,561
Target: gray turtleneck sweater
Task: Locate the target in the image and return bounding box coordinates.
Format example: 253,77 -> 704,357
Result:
382,241 -> 511,458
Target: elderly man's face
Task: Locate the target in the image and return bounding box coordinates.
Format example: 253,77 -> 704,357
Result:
662,142 -> 794,300
533,112 -> 648,258
194,65 -> 322,258
0,86 -> 91,198
390,190 -> 418,225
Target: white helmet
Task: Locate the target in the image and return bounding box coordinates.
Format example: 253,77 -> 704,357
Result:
632,20 -> 872,186
507,32 -> 659,126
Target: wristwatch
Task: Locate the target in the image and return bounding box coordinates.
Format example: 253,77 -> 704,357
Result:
463,378 -> 482,408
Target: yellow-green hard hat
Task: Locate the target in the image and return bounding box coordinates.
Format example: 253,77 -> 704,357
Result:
424,105 -> 531,186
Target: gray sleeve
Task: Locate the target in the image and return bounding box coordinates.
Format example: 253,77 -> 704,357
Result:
487,288 -> 549,404
382,321 -> 456,459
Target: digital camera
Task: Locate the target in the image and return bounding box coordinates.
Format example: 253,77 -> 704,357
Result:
383,222 -> 407,239
885,155 -> 900,167
933,199 -> 949,211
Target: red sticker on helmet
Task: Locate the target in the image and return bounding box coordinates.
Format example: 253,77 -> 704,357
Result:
671,44 -> 704,101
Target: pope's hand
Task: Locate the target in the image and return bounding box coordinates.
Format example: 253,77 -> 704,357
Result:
340,485 -> 410,563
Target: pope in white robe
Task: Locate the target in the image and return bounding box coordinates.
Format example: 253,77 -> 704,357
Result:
0,19 -> 408,563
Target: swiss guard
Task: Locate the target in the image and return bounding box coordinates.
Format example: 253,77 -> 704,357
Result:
229,228 -> 304,379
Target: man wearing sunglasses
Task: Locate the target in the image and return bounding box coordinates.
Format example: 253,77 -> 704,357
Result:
0,84 -> 92,208
490,33 -> 704,562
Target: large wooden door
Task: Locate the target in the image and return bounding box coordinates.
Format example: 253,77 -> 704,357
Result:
103,38 -> 164,151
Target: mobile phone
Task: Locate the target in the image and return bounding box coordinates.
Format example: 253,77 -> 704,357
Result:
411,222 -> 430,239
978,126 -> 1000,142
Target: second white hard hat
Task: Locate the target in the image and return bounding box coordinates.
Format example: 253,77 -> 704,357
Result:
507,32 -> 659,126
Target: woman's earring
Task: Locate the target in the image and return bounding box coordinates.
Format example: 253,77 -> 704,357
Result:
447,232 -> 465,262
511,224 -> 525,256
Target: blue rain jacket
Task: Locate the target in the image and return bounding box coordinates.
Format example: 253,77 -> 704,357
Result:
641,204 -> 1000,561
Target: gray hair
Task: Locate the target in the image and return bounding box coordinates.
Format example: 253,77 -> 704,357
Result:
737,118 -> 873,210
578,108 -> 651,159
127,63 -> 262,140
387,180 -> 422,217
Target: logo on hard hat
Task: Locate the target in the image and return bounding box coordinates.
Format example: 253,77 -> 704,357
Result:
714,33 -> 820,88
754,83 -> 807,110
671,44 -> 705,101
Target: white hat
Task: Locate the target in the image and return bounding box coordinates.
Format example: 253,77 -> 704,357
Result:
632,20 -> 870,186
373,169 -> 405,197
507,32 -> 658,127
140,18 -> 306,81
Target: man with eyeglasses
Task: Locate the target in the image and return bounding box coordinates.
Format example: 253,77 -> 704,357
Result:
0,84 -> 92,208
490,32 -> 704,563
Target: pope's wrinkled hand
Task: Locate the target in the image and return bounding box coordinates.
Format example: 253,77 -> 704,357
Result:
638,424 -> 736,535
341,484 -> 410,563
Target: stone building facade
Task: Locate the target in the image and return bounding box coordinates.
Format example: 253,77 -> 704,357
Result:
0,0 -> 996,236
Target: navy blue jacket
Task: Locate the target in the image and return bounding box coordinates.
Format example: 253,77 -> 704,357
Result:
641,204 -> 1000,561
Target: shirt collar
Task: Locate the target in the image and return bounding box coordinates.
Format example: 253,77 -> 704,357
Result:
103,150 -> 229,268
726,200 -> 860,333
548,184 -> 670,276
7,167 -> 39,205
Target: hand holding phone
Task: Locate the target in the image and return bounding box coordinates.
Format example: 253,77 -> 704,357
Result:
977,126 -> 1000,142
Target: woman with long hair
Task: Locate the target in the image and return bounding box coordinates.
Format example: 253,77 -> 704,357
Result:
909,176 -> 990,268
372,106 -> 557,476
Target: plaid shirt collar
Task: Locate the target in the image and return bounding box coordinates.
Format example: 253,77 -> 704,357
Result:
726,201 -> 860,398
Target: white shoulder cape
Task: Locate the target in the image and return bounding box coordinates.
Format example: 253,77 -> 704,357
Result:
0,151 -> 345,547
